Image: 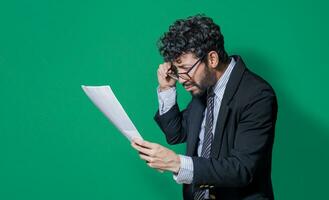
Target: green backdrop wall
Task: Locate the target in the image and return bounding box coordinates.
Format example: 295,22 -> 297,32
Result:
1,0 -> 328,199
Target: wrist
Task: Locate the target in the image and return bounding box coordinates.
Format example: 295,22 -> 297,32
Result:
173,154 -> 181,173
159,85 -> 173,92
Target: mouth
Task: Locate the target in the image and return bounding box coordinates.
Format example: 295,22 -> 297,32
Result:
184,84 -> 194,91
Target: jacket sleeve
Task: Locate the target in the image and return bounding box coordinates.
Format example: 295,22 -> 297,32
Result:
192,89 -> 278,187
154,103 -> 190,145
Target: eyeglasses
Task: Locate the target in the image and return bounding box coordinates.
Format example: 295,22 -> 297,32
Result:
167,55 -> 206,81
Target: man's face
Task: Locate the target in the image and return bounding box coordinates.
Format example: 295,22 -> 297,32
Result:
172,53 -> 217,96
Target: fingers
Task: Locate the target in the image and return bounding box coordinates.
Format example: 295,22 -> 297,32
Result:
148,163 -> 165,173
139,153 -> 153,162
159,62 -> 171,74
157,62 -> 177,90
147,161 -> 165,169
131,141 -> 153,156
157,62 -> 171,79
132,138 -> 157,149
131,139 -> 175,173
132,138 -> 144,146
139,153 -> 165,165
132,141 -> 163,162
138,152 -> 166,172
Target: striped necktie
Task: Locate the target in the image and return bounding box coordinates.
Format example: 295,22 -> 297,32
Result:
194,88 -> 215,200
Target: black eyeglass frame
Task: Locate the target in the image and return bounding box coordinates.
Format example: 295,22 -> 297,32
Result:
167,54 -> 206,81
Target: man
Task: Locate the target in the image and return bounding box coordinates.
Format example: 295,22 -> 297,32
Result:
131,14 -> 278,200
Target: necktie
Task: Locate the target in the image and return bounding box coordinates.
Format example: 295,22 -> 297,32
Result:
194,88 -> 215,200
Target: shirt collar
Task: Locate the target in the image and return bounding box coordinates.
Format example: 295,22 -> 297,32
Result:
212,57 -> 236,100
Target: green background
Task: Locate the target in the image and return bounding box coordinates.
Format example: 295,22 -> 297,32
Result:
1,0 -> 328,199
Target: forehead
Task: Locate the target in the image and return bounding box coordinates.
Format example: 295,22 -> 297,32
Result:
173,53 -> 198,65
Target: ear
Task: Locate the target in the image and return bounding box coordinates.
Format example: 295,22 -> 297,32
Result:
207,51 -> 219,69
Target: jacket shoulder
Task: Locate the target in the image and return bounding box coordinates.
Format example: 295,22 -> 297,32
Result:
235,68 -> 277,104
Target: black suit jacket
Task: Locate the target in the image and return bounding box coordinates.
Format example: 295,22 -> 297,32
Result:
154,56 -> 278,200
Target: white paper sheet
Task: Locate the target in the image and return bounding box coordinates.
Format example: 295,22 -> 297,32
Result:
81,85 -> 142,141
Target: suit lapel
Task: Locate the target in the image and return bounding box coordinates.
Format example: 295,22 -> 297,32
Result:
211,104 -> 230,158
210,55 -> 246,158
186,96 -> 206,156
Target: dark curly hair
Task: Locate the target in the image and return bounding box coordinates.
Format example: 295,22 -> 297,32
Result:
157,14 -> 229,65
